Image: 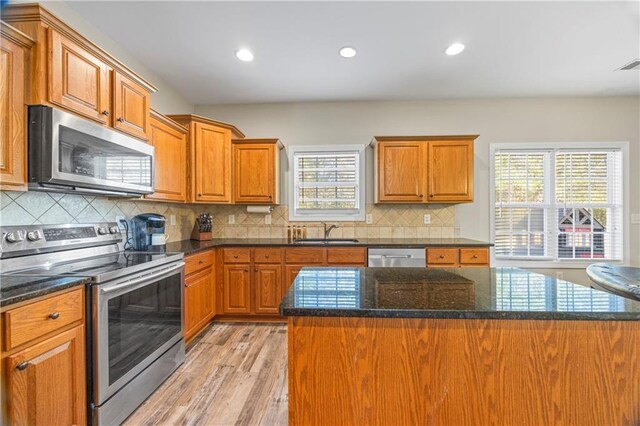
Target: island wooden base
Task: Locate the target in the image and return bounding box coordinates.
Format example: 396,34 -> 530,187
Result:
288,317 -> 640,425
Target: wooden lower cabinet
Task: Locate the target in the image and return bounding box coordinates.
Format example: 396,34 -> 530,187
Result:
183,250 -> 215,342
254,265 -> 283,314
1,288 -> 86,426
223,265 -> 252,314
184,268 -> 215,341
6,325 -> 86,426
284,265 -> 304,298
426,247 -> 490,267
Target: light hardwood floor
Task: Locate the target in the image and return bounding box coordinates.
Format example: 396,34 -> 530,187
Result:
124,323 -> 288,426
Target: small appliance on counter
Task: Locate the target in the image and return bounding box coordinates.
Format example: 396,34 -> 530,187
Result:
191,213 -> 213,241
132,213 -> 168,252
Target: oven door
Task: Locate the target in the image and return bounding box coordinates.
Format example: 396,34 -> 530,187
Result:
29,106 -> 155,195
93,262 -> 184,405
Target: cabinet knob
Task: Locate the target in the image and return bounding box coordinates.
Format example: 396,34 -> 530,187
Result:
472,255 -> 478,259
198,260 -> 204,264
117,117 -> 124,123
419,194 -> 423,198
255,268 -> 258,272
439,255 -> 445,259
49,312 -> 60,320
244,269 -> 248,272
16,362 -> 28,371
429,194 -> 434,198
198,193 -> 203,197
265,255 -> 269,258
101,110 -> 110,116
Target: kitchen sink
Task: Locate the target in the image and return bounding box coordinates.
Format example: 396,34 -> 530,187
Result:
294,238 -> 359,244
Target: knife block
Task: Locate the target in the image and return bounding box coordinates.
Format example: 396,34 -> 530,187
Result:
190,224 -> 212,241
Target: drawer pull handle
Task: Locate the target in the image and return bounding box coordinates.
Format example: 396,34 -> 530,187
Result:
244,269 -> 249,272
265,255 -> 270,258
117,117 -> 125,123
472,255 -> 478,259
439,255 -> 445,259
199,260 -> 204,264
49,312 -> 60,320
234,255 -> 238,259
101,110 -> 110,116
16,362 -> 28,371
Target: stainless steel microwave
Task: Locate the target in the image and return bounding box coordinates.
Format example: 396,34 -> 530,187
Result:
28,105 -> 155,197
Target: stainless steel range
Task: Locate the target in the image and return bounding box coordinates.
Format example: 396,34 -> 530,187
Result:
1,223 -> 185,425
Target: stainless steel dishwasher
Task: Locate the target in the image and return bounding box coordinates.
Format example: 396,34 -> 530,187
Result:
367,248 -> 426,267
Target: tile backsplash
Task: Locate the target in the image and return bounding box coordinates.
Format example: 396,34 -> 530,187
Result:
0,190 -> 455,241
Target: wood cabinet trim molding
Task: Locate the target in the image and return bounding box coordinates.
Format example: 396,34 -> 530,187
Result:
168,114 -> 245,139
2,3 -> 158,93
150,109 -> 187,133
371,134 -> 480,146
0,21 -> 35,48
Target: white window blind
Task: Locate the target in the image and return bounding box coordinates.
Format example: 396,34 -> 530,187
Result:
289,146 -> 365,221
493,147 -> 623,262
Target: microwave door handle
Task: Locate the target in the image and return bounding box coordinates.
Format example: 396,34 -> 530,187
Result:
99,262 -> 185,295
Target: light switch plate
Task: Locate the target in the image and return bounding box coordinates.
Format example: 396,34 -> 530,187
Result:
265,214 -> 272,225
366,214 -> 373,224
632,213 -> 640,225
169,215 -> 176,226
423,214 -> 431,225
228,214 -> 235,224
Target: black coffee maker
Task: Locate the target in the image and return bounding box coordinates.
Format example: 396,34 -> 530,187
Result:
131,213 -> 167,252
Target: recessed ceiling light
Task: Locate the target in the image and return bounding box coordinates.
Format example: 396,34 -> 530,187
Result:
339,46 -> 357,58
235,48 -> 254,62
445,43 -> 465,56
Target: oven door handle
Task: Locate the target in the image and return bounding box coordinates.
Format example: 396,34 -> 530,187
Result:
99,262 -> 185,295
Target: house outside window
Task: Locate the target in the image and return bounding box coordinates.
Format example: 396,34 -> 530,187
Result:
490,142 -> 626,266
288,145 -> 366,222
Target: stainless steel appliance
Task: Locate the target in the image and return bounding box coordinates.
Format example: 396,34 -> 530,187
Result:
28,105 -> 155,197
368,248 -> 426,267
131,213 -> 167,252
1,223 -> 185,425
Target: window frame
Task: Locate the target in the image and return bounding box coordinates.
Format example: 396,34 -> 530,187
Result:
287,144 -> 366,222
489,141 -> 629,268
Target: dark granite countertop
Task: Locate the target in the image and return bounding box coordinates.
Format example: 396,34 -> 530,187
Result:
166,237 -> 493,255
280,267 -> 640,321
0,275 -> 91,308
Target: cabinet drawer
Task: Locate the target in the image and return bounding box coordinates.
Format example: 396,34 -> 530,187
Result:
285,248 -> 325,264
254,248 -> 283,264
185,250 -> 214,276
327,248 -> 367,265
459,248 -> 489,266
3,288 -> 84,351
223,248 -> 251,263
426,248 -> 458,265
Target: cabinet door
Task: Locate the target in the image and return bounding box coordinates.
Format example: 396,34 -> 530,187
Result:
427,140 -> 474,202
284,265 -> 304,298
112,71 -> 150,140
254,264 -> 283,314
193,122 -> 231,202
223,265 -> 251,314
377,142 -> 426,202
0,34 -> 28,190
146,113 -> 187,202
184,268 -> 214,340
6,325 -> 86,426
233,143 -> 276,203
49,29 -> 110,123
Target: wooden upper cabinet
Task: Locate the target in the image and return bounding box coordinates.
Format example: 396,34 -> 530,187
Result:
145,111 -> 187,202
112,70 -> 150,140
49,29 -> 111,124
233,139 -> 282,204
375,141 -> 426,202
168,114 -> 245,203
0,23 -> 33,191
372,135 -> 477,204
428,140 -> 474,202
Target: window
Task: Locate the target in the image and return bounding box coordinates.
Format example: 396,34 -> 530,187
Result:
288,145 -> 365,221
491,143 -> 625,264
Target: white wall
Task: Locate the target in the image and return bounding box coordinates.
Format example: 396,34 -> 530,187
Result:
22,1 -> 194,114
196,97 -> 640,266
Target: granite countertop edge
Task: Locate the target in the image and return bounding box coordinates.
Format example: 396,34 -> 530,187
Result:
167,237 -> 494,255
0,277 -> 91,308
279,306 -> 640,321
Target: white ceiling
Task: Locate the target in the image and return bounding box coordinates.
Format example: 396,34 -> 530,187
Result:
67,1 -> 640,105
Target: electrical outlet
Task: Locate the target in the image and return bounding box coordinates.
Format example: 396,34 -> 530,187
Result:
423,214 -> 431,225
169,215 -> 176,226
228,214 -> 235,224
265,214 -> 272,225
115,215 -> 126,231
632,213 -> 640,225
366,214 -> 373,224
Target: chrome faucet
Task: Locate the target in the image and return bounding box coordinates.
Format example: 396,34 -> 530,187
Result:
322,223 -> 339,239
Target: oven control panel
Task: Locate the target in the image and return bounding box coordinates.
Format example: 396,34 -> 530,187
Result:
1,222 -> 122,259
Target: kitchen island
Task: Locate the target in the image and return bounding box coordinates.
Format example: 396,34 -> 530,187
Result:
281,267 -> 640,425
